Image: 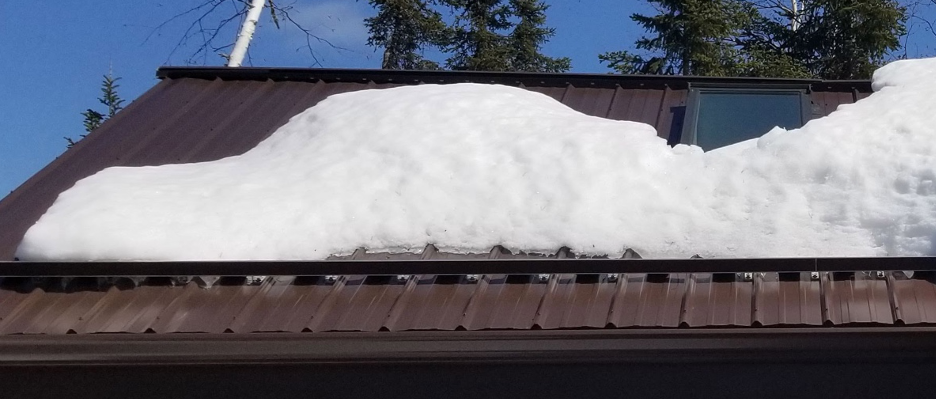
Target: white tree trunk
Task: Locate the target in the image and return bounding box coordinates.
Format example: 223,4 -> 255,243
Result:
791,0 -> 800,31
227,0 -> 267,67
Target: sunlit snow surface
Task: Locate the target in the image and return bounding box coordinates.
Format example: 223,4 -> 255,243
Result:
16,58 -> 936,261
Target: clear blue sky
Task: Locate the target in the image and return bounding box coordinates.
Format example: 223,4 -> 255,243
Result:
1,0 -> 934,199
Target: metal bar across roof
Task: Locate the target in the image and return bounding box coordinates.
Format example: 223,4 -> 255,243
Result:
154,66 -> 872,92
1,257 -> 934,277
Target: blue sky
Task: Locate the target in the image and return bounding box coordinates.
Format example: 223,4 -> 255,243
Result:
1,0 -> 934,198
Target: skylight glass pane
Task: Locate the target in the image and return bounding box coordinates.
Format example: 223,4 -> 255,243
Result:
695,92 -> 804,150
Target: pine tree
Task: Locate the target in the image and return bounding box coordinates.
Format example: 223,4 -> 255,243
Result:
365,0 -> 448,70
506,0 -> 570,72
731,1 -> 813,78
602,0 -> 905,79
443,0 -> 513,71
759,0 -> 907,79
600,0 -> 749,76
441,0 -> 569,72
66,72 -> 124,148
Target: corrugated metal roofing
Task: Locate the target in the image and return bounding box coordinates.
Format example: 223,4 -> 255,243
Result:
0,67 -> 885,334
2,247 -> 935,334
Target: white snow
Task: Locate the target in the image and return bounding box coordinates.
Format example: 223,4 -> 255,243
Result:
15,58 -> 936,261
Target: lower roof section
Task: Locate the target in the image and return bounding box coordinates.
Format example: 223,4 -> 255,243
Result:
2,251 -> 936,334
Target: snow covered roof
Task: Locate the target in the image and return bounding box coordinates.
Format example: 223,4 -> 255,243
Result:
5,66 -> 936,335
0,67 -> 871,261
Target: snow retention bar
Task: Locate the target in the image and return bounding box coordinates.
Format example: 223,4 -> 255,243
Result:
155,66 -> 873,92
2,257 -> 935,277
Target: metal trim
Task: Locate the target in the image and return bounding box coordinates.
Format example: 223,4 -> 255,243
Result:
1,257 -> 934,277
5,328 -> 936,365
154,66 -> 872,92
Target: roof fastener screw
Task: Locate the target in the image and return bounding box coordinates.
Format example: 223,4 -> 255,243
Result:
245,276 -> 267,285
741,272 -> 754,282
396,275 -> 411,282
810,272 -> 820,280
607,273 -> 619,282
171,276 -> 192,286
324,275 -> 339,284
537,274 -> 551,283
876,271 -> 886,279
466,274 -> 480,283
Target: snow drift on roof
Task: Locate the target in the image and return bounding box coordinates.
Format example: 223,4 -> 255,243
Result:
15,58 -> 936,261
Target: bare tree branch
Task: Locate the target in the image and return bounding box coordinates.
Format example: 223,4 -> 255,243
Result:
147,0 -> 349,66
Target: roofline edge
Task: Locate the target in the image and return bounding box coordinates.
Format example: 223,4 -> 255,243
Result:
155,66 -> 872,91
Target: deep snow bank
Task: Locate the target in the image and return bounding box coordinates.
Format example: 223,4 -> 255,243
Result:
16,58 -> 936,260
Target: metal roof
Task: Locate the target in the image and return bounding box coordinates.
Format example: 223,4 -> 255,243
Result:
0,67 -> 896,335
2,246 -> 936,334
0,67 -> 871,261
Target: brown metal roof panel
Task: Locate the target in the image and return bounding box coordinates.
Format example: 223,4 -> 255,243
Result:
682,273 -> 753,327
224,276 -> 291,333
522,85 -> 568,102
606,273 -> 689,328
604,87 -> 634,122
0,285 -> 70,334
533,274 -> 617,329
753,272 -> 823,326
127,80 -> 258,166
71,285 -> 158,333
12,279 -> 112,335
605,88 -> 665,128
606,274 -> 647,327
0,280 -> 41,327
383,247 -> 519,331
383,275 -> 479,331
636,89 -> 667,130
222,80 -> 379,157
459,274 -> 547,330
179,79 -> 292,160
228,277 -> 334,333
171,281 -> 270,333
151,79 -> 279,164
659,273 -> 691,327
0,281 -> 57,334
305,275 -> 408,332
823,273 -> 894,325
204,80 -> 334,161
72,284 -> 166,333
559,86 -> 616,118
117,283 -> 189,333
257,278 -> 340,333
2,279 -> 118,335
93,78 -> 229,169
890,275 -> 936,325
146,282 -> 225,333
810,91 -> 854,119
